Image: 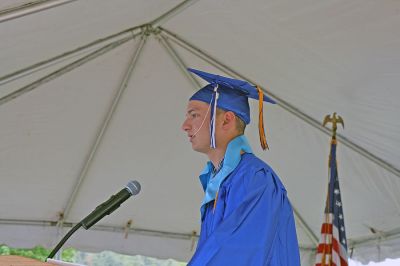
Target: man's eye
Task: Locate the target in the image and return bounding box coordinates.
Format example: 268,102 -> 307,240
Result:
191,113 -> 199,118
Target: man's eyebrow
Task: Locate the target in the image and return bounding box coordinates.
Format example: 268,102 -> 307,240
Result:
187,108 -> 198,114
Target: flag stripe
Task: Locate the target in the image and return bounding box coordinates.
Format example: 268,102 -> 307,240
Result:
315,141 -> 348,266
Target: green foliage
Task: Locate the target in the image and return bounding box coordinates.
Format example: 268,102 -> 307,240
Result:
0,245 -> 11,255
61,247 -> 76,262
0,245 -> 76,262
0,245 -> 186,265
73,250 -> 187,266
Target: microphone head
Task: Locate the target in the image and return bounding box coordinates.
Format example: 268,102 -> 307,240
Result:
126,180 -> 141,195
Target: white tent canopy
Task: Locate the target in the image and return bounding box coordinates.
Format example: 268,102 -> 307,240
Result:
1,1 -> 399,265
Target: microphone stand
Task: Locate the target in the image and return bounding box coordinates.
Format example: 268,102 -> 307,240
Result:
46,181 -> 140,260
47,222 -> 82,260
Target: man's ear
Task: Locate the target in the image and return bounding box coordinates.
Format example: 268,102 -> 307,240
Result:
222,111 -> 236,128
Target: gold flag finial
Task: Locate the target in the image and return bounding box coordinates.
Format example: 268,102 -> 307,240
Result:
322,112 -> 344,138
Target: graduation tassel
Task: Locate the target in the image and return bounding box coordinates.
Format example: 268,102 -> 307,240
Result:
257,86 -> 269,150
210,85 -> 219,149
212,190 -> 219,214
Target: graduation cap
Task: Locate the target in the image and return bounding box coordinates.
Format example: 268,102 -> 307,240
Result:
188,68 -> 276,150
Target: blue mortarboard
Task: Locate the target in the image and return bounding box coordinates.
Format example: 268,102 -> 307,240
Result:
188,68 -> 276,150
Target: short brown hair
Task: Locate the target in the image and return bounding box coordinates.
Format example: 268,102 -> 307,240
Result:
217,108 -> 246,135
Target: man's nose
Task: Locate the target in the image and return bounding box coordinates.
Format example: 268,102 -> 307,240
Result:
181,118 -> 190,132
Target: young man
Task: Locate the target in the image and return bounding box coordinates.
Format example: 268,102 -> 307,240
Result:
182,69 -> 300,265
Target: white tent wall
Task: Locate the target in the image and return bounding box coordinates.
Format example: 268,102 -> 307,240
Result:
1,1 -> 400,265
0,223 -> 195,261
301,250 -> 316,266
350,237 -> 400,264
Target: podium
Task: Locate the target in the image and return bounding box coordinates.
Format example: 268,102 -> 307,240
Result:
0,255 -> 53,265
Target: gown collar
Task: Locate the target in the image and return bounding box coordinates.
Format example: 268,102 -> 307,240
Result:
199,135 -> 253,216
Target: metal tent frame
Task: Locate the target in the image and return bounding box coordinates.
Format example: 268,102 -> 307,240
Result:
1,0 -> 400,264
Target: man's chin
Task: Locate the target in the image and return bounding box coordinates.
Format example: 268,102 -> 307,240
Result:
191,145 -> 202,153
191,144 -> 210,154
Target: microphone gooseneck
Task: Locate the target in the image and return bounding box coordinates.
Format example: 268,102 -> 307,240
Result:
47,180 -> 141,260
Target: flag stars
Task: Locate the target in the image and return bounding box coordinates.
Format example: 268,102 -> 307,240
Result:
316,142 -> 348,264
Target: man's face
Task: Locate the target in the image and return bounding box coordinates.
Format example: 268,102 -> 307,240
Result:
181,100 -> 212,154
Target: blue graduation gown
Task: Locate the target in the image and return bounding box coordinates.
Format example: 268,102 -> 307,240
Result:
189,152 -> 300,265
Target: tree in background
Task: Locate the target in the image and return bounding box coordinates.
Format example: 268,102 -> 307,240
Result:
0,245 -> 75,262
0,245 -> 186,265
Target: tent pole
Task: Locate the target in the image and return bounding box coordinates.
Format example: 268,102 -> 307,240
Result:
157,33 -> 201,90
349,226 -> 400,247
159,27 -> 400,180
3,218 -> 399,251
0,218 -> 195,240
0,26 -> 143,86
0,0 -> 199,84
0,0 -> 77,24
292,206 -> 319,245
57,32 -> 148,229
158,32 -> 238,79
0,33 -> 140,107
150,0 -> 200,28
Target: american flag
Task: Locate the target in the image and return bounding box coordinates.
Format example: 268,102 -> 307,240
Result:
315,138 -> 348,266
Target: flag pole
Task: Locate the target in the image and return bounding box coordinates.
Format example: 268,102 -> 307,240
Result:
317,113 -> 347,266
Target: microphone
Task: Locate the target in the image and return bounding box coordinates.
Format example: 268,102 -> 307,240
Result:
47,180 -> 141,260
81,180 -> 141,229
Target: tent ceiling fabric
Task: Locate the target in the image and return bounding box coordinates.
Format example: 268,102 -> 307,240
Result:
0,0 -> 399,264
